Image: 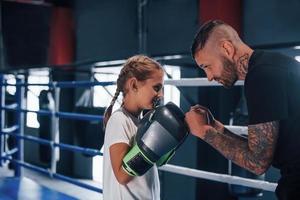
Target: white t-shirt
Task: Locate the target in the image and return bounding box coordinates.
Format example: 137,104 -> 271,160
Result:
103,108 -> 160,200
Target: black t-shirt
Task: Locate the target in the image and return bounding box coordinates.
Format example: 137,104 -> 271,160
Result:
245,50 -> 300,169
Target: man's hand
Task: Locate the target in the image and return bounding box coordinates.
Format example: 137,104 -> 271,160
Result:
185,105 -> 222,138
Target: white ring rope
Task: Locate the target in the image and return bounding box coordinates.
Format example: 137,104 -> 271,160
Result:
165,78 -> 244,87
159,164 -> 277,192
225,125 -> 248,136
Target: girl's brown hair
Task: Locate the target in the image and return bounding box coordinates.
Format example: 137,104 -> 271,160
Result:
103,55 -> 163,128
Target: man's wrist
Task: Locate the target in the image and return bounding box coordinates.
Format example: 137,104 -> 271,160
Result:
212,120 -> 224,134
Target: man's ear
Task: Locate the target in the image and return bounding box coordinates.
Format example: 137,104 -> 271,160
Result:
221,40 -> 234,58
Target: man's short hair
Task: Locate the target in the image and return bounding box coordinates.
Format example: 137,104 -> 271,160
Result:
191,20 -> 225,58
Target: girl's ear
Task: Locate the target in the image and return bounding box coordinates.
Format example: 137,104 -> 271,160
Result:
128,77 -> 138,92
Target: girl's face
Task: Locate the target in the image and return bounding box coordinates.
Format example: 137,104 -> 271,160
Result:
136,69 -> 164,110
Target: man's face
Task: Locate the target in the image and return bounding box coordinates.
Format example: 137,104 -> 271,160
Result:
219,55 -> 238,88
194,49 -> 238,88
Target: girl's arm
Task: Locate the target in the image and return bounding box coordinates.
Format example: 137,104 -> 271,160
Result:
109,143 -> 134,185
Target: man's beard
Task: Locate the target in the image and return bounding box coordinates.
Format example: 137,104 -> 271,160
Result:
220,56 -> 238,88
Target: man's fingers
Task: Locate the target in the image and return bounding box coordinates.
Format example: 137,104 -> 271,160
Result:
191,107 -> 206,115
191,105 -> 214,117
191,104 -> 201,110
191,105 -> 206,111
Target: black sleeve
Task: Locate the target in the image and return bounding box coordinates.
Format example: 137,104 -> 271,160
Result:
245,65 -> 289,125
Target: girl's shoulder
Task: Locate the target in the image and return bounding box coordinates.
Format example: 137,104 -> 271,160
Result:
107,107 -> 139,128
108,108 -> 137,125
109,108 -> 128,122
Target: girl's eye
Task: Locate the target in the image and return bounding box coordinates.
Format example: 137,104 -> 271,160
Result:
153,85 -> 162,92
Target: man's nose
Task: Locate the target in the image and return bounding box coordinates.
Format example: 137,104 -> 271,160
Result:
206,72 -> 214,81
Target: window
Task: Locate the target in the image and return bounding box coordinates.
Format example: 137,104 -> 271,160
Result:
26,69 -> 50,128
5,74 -> 16,95
93,66 -> 122,109
163,65 -> 181,107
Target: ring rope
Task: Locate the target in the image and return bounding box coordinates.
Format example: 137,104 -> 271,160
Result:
165,78 -> 244,87
159,164 -> 277,192
2,78 -> 243,87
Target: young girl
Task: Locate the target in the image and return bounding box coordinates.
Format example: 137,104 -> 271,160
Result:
102,55 -> 164,200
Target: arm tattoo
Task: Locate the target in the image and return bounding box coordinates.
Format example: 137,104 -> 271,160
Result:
222,128 -> 248,141
203,121 -> 279,174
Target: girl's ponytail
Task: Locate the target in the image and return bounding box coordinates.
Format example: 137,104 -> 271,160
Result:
103,88 -> 120,128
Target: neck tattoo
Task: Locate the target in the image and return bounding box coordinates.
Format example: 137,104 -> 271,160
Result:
237,54 -> 249,79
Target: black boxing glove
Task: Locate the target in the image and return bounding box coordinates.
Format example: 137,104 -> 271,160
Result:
122,102 -> 189,176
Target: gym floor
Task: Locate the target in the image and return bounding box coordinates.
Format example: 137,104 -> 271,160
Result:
0,166 -> 102,200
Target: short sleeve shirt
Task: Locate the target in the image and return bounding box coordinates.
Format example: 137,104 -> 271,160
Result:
245,50 -> 300,168
102,108 -> 160,200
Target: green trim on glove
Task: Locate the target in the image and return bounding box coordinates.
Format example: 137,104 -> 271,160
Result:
122,144 -> 154,176
156,149 -> 175,167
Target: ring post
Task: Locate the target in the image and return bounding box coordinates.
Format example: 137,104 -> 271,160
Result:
0,74 -> 4,166
50,86 -> 60,175
15,76 -> 25,177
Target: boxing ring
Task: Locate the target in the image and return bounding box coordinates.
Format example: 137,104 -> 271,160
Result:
0,69 -> 277,199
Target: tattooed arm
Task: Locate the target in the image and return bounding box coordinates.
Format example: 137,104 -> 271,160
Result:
185,108 -> 279,175
203,121 -> 279,175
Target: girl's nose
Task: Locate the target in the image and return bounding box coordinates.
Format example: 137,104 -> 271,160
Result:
157,90 -> 163,98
